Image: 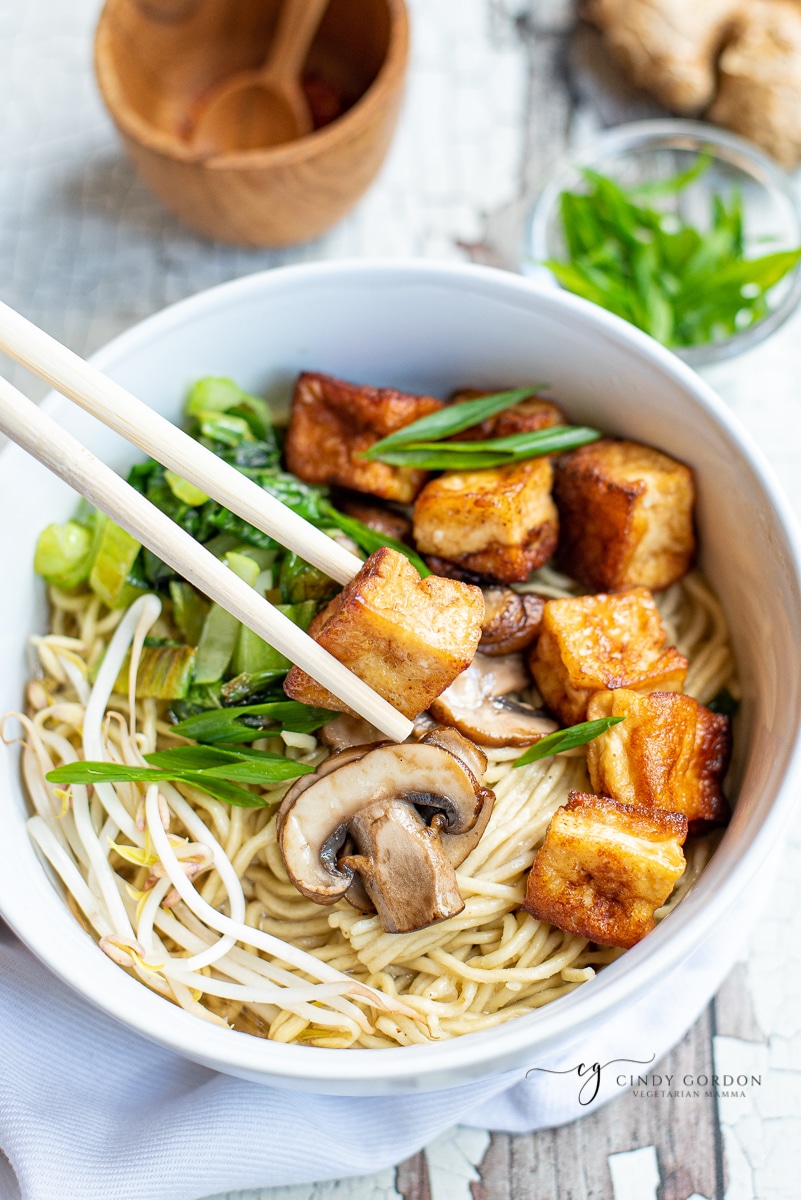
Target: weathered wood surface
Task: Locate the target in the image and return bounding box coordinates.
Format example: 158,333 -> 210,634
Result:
2,2 -> 800,1199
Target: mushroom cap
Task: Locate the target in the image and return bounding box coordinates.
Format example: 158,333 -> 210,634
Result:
479,588 -> 545,656
430,652 -> 557,746
277,738 -> 492,906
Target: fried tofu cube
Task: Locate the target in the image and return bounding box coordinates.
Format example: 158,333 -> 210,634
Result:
529,587 -> 688,725
523,791 -> 688,949
412,459 -> 559,584
283,547 -> 484,719
284,372 -> 444,504
586,689 -> 731,830
554,438 -> 695,591
450,388 -> 566,441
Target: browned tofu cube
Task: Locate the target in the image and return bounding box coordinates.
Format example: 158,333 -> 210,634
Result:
554,438 -> 695,591
284,372 -> 444,504
586,689 -> 731,830
449,388 -> 566,441
413,459 -> 559,584
284,547 -> 484,719
529,587 -> 688,725
523,792 -> 688,948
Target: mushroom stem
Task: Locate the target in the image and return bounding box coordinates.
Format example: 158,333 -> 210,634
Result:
343,800 -> 465,933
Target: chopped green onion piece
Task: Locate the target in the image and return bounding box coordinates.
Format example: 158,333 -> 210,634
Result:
546,161 -> 801,349
46,754 -> 312,807
368,425 -> 600,471
512,716 -> 624,768
363,387 -> 545,457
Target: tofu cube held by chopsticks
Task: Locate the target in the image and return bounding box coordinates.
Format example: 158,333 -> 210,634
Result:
284,547 -> 485,720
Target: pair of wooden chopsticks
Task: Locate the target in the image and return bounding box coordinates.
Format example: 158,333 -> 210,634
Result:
0,301 -> 414,743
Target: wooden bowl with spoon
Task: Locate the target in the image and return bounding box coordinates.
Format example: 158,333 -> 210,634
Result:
94,0 -> 409,246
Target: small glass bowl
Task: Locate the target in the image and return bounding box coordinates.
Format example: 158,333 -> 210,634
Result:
524,119 -> 801,368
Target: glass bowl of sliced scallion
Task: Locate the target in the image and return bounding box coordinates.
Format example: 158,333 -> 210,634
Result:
525,119 -> 801,367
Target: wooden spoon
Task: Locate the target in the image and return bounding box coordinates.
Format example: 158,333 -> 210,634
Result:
190,0 -> 330,154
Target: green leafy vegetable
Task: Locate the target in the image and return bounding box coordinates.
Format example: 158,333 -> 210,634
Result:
171,701 -> 337,744
363,388 -> 543,457
88,517 -> 142,608
706,687 -> 739,718
545,159 -> 801,349
34,521 -> 93,590
113,644 -> 196,700
512,716 -> 624,768
366,426 -> 601,471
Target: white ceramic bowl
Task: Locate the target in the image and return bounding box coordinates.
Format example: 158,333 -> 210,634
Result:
2,260 -> 801,1098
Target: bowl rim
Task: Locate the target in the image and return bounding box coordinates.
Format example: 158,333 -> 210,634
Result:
2,257 -> 801,1086
524,117 -> 801,368
94,0 -> 409,168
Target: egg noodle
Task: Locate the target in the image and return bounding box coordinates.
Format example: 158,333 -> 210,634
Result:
2,567 -> 736,1048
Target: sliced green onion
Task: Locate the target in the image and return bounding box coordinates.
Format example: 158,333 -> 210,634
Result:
363,387 -> 544,457
512,716 -> 624,768
369,425 -> 600,471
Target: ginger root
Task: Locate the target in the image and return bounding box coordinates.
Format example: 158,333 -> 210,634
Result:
583,0 -> 742,113
585,0 -> 801,167
710,0 -> 801,168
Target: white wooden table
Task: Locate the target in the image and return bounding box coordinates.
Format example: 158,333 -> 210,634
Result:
1,2 -> 800,1197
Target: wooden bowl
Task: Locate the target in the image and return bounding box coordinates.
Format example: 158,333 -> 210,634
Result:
94,0 -> 409,246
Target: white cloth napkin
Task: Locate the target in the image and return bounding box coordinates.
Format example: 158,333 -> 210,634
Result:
0,908 -> 742,1200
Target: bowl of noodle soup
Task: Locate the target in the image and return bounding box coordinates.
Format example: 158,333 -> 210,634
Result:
1,259 -> 800,1096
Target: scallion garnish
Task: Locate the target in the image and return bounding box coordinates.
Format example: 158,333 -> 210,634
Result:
46,742 -> 314,808
366,425 -> 601,471
362,387 -> 544,458
512,716 -> 624,768
545,160 -> 801,349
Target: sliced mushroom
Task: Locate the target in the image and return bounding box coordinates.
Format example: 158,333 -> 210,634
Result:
429,652 -> 557,746
320,713 -> 385,751
277,735 -> 494,933
479,588 -> 545,656
343,727 -> 493,910
341,799 -> 465,933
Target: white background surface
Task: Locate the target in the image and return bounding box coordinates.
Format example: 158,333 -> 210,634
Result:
1,1 -> 800,1197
